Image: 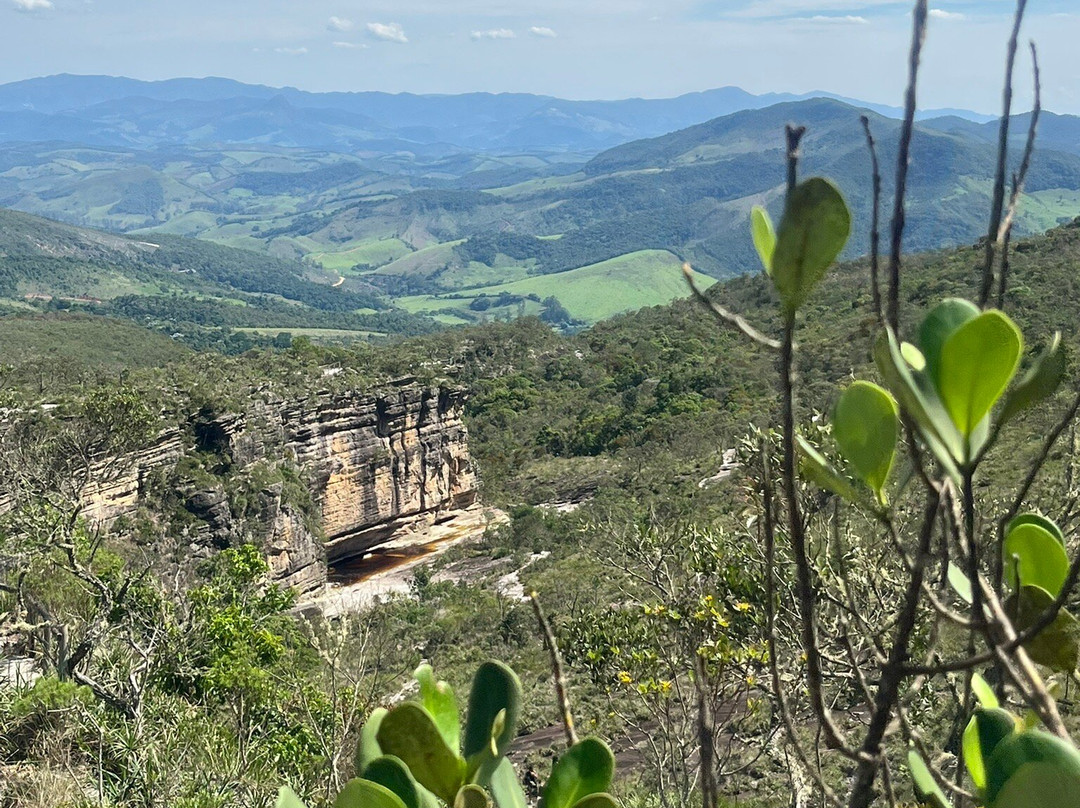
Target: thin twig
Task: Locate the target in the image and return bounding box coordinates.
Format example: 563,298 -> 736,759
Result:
682,264 -> 782,350
861,115 -> 884,327
997,42 -> 1042,309
980,0 -> 1030,307
887,0 -> 929,331
529,591 -> 578,748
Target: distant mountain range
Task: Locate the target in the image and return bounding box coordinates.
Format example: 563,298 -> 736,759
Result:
0,73 -> 1006,155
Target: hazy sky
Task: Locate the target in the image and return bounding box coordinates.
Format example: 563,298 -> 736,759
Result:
4,0 -> 1079,114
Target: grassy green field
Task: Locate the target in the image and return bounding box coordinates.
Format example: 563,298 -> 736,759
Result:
234,326 -> 384,339
398,250 -> 714,325
310,238 -> 413,272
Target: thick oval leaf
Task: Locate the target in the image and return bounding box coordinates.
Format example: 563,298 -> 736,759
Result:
1007,513 -> 1065,547
918,298 -> 980,385
832,381 -> 898,503
907,747 -> 950,808
986,730 -> 1080,808
1004,585 -> 1080,672
377,703 -> 466,804
415,663 -> 461,753
463,661 -> 522,772
489,758 -> 527,808
1003,523 -> 1069,596
357,708 -> 389,774
455,785 -> 492,808
937,311 -> 1023,441
364,756 -> 425,808
751,206 -> 776,275
796,435 -> 864,504
999,333 -> 1066,426
874,328 -> 964,480
541,738 -> 615,808
971,672 -> 1000,709
276,787 -> 310,808
572,796 -> 620,808
336,779 -> 409,808
948,562 -> 974,605
771,178 -> 851,314
901,341 -> 927,371
964,708 -> 1017,791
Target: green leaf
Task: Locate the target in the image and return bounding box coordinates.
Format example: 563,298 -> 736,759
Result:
907,748 -> 950,808
377,703 -> 467,804
751,206 -> 776,275
541,738 -> 615,808
986,730 -> 1080,808
363,756 -> 425,808
937,310 -> 1023,441
964,707 -> 1017,791
572,796 -> 620,808
771,178 -> 851,314
918,298 -> 980,385
874,328 -> 964,480
999,333 -> 1066,426
357,708 -> 389,774
489,758 -> 527,808
1007,513 -> 1065,547
901,341 -> 927,371
971,672 -> 1000,709
1004,585 -> 1080,672
415,663 -> 461,752
1003,522 -> 1069,596
796,434 -> 864,504
832,381 -> 898,503
455,785 -> 492,808
463,661 -> 522,782
948,562 -> 974,605
276,786 -> 310,808
335,779 -> 409,808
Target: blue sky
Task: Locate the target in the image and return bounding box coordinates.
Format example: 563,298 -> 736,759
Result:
4,0 -> 1079,113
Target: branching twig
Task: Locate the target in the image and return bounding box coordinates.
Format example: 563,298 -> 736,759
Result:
530,591 -> 578,748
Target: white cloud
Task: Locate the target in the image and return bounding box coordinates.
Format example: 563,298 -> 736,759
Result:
470,28 -> 516,40
332,41 -> 368,49
12,0 -> 53,10
529,26 -> 558,38
367,22 -> 408,44
274,46 -> 308,55
929,9 -> 965,20
790,14 -> 869,24
327,16 -> 354,32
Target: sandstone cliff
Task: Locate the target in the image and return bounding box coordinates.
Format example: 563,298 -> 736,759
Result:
78,384 -> 478,593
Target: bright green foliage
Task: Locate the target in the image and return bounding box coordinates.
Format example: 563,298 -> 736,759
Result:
276,786 -> 310,808
964,708 -> 1017,791
335,661 -> 621,808
363,756 -> 432,808
416,663 -> 461,752
937,311 -> 1022,438
377,703 -> 467,804
1003,521 -> 1069,595
540,738 -> 616,808
999,332 -> 1067,425
770,178 -> 851,315
796,435 -> 864,505
907,747 -> 949,808
947,562 -> 974,605
831,381 -> 898,504
1007,512 -> 1065,545
985,730 -> 1080,808
971,672 -> 1000,709
358,708 -> 390,772
336,778 -> 411,808
462,660 -> 522,783
454,785 -> 493,808
750,206 -> 776,275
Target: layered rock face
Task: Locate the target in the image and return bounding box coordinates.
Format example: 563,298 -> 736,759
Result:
77,385 -> 477,594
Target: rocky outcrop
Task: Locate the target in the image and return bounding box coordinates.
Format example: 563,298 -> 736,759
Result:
77,384 -> 478,594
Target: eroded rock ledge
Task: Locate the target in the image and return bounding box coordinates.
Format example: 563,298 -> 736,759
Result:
78,385 -> 478,594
